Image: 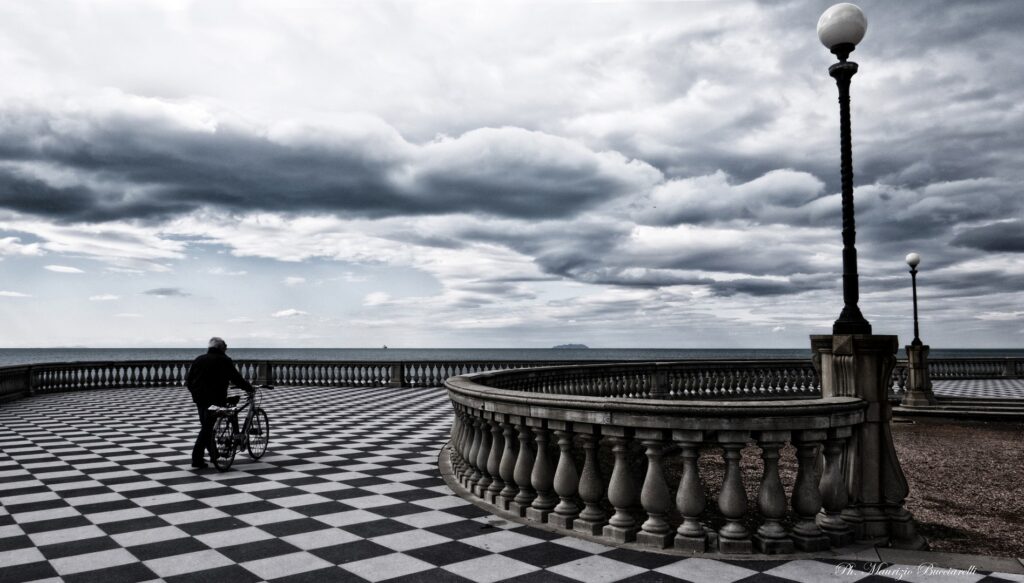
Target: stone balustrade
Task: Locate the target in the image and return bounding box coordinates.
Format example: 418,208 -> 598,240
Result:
927,358 -> 1023,379
0,365 -> 31,403
445,367 -> 866,554
482,361 -> 822,400
0,357 -> 1019,402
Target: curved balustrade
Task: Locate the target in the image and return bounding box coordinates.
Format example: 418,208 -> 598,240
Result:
484,361 -> 822,400
445,368 -> 866,554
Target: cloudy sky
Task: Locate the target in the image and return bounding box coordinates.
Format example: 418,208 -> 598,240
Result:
1,0 -> 1022,349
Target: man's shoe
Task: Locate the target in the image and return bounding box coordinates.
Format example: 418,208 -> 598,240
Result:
191,460 -> 208,469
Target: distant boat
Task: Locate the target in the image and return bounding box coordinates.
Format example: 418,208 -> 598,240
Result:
382,345 -> 388,350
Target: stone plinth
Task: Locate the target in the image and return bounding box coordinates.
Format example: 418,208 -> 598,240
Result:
901,344 -> 938,407
811,334 -> 928,551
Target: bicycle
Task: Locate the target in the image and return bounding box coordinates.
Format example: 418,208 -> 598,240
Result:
207,386 -> 271,471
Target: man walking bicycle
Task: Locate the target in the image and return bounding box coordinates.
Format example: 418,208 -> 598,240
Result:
186,337 -> 254,468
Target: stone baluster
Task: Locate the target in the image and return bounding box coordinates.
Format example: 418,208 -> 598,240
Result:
674,431 -> 708,552
603,430 -> 638,542
548,422 -> 580,529
509,421 -> 537,516
474,416 -> 494,498
717,431 -> 752,553
451,411 -> 466,478
636,429 -> 672,548
526,424 -> 558,522
485,417 -> 505,504
573,427 -> 606,536
465,416 -> 483,490
496,422 -> 519,510
753,431 -> 794,554
453,410 -> 469,481
818,427 -> 854,546
460,413 -> 474,478
791,430 -> 831,551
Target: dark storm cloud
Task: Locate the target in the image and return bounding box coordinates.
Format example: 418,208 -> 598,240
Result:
951,221 -> 1024,253
0,109 -> 659,223
143,287 -> 190,297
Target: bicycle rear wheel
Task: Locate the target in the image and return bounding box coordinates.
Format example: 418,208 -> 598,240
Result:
210,415 -> 237,471
247,408 -> 270,459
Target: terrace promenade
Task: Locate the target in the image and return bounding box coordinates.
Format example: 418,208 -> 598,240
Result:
1,359 -> 1023,582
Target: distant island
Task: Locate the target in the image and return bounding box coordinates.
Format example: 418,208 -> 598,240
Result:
552,344 -> 589,349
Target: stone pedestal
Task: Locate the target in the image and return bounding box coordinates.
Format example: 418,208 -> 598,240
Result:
507,501 -> 530,517
547,513 -> 574,529
901,344 -> 937,407
811,334 -> 928,550
754,535 -> 795,554
572,518 -> 604,536
602,524 -> 638,543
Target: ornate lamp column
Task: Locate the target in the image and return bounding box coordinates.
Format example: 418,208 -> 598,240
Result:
818,2 -> 871,335
902,252 -> 937,407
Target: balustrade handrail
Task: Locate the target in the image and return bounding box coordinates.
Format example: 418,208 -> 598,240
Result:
447,371 -> 865,426
471,360 -> 823,400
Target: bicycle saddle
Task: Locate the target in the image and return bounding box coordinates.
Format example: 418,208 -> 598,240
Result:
225,395 -> 241,406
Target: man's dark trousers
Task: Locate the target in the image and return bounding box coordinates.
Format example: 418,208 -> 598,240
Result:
192,402 -> 219,464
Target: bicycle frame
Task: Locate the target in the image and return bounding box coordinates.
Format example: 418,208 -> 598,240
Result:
208,390 -> 258,448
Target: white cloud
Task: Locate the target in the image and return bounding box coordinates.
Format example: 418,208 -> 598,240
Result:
105,267 -> 145,274
976,311 -> 1024,321
363,292 -> 391,306
271,308 -> 308,318
227,317 -> 254,323
637,169 -> 825,226
282,276 -> 306,286
209,267 -> 248,276
0,236 -> 44,256
44,264 -> 84,273
0,290 -> 32,297
2,216 -> 185,271
89,294 -> 120,301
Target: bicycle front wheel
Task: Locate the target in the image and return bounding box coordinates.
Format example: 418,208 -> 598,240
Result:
210,415 -> 237,471
247,408 -> 270,460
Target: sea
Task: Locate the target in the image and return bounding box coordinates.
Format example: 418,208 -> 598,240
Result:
1,347 -> 1022,367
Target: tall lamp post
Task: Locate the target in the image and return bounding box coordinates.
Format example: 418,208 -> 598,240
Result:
906,252 -> 922,346
817,3 -> 872,335
810,5 -> 928,550
903,251 -> 936,407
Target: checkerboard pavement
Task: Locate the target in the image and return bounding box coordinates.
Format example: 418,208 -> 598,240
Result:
932,379 -> 1024,400
2,385 -> 1021,583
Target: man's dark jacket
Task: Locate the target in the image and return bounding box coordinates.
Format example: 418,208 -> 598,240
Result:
186,348 -> 253,405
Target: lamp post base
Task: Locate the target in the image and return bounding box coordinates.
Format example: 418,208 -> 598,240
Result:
902,344 -> 938,407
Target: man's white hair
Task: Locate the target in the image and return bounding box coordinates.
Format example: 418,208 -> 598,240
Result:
208,337 -> 227,350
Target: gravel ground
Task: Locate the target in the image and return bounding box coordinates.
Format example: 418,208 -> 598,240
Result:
891,418 -> 1024,558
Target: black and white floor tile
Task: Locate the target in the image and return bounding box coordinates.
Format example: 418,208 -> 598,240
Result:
0,385 -> 1020,583
931,379 -> 1024,400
